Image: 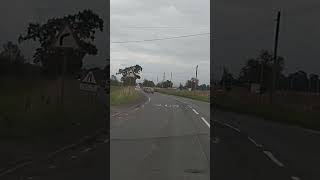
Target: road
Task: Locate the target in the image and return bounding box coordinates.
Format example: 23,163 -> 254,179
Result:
2,89 -> 318,179
111,91 -> 210,180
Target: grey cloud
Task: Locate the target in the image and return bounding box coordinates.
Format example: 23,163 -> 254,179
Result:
111,0 -> 210,86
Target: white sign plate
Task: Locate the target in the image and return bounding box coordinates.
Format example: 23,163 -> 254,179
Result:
80,83 -> 98,92
53,24 -> 80,49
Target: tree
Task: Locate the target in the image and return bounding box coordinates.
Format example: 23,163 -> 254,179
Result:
159,80 -> 173,88
179,83 -> 183,90
18,9 -> 104,76
185,80 -> 192,89
198,84 -> 208,91
116,65 -> 143,86
309,73 -> 319,92
288,71 -> 308,91
110,75 -> 119,86
0,41 -> 27,75
142,79 -> 155,87
220,66 -> 234,90
238,49 -> 284,91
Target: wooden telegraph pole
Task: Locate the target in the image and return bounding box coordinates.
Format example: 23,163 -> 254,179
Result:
270,10 -> 281,104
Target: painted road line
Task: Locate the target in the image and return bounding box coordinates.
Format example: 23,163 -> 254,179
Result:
248,137 -> 263,148
201,117 -> 210,128
223,123 -> 240,133
132,107 -> 139,112
291,176 -> 301,180
81,148 -> 92,153
263,151 -> 284,167
192,109 -> 199,115
49,165 -> 56,169
0,161 -> 32,177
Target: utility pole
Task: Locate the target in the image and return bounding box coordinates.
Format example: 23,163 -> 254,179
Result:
170,72 -> 172,88
270,10 -> 281,104
195,65 -> 198,90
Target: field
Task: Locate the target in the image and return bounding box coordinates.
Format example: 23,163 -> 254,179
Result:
110,85 -> 142,106
155,88 -> 210,102
213,89 -> 320,130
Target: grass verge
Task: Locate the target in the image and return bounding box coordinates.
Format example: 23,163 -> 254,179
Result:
213,93 -> 320,131
110,86 -> 142,106
155,88 -> 210,103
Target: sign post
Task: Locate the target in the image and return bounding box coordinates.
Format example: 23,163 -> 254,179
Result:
51,23 -> 80,105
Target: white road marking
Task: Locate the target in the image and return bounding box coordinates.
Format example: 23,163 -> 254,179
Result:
201,117 -> 210,128
291,176 -> 301,180
263,151 -> 284,167
248,137 -> 263,148
148,97 -> 151,102
212,137 -> 219,143
0,161 -> 32,177
192,109 -> 199,115
49,165 -> 56,169
132,107 -> 139,112
82,148 -> 92,153
223,123 -> 240,133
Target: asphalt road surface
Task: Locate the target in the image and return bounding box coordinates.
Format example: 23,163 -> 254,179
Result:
2,89 -> 318,180
111,91 -> 210,180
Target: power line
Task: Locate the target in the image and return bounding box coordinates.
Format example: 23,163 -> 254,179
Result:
111,32 -> 210,44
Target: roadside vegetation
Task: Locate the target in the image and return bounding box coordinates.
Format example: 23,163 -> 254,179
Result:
110,86 -> 142,106
0,76 -> 102,138
156,88 -> 210,102
110,64 -> 144,106
213,49 -> 320,131
213,91 -> 320,130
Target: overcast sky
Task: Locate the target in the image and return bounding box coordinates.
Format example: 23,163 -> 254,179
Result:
2,0 -> 319,85
0,0 -> 108,69
214,0 -> 320,80
111,0 -> 210,86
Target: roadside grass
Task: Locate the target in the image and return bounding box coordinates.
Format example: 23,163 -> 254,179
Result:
213,93 -> 320,131
0,76 -> 102,138
155,88 -> 210,103
110,85 -> 142,106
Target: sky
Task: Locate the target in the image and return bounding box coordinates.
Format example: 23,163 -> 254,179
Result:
110,0 -> 210,86
0,0 -> 108,69
214,0 -> 320,80
1,0 -> 319,85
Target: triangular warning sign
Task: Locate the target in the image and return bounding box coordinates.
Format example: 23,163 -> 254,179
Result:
82,71 -> 96,84
53,24 -> 80,49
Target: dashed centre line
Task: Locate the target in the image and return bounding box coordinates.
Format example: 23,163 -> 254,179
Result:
263,151 -> 284,167
201,117 -> 210,128
223,123 -> 240,133
248,137 -> 263,148
291,176 -> 301,180
192,109 -> 199,115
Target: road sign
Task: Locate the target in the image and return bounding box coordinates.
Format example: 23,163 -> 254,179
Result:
52,24 -> 80,49
80,71 -> 98,92
82,71 -> 97,84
